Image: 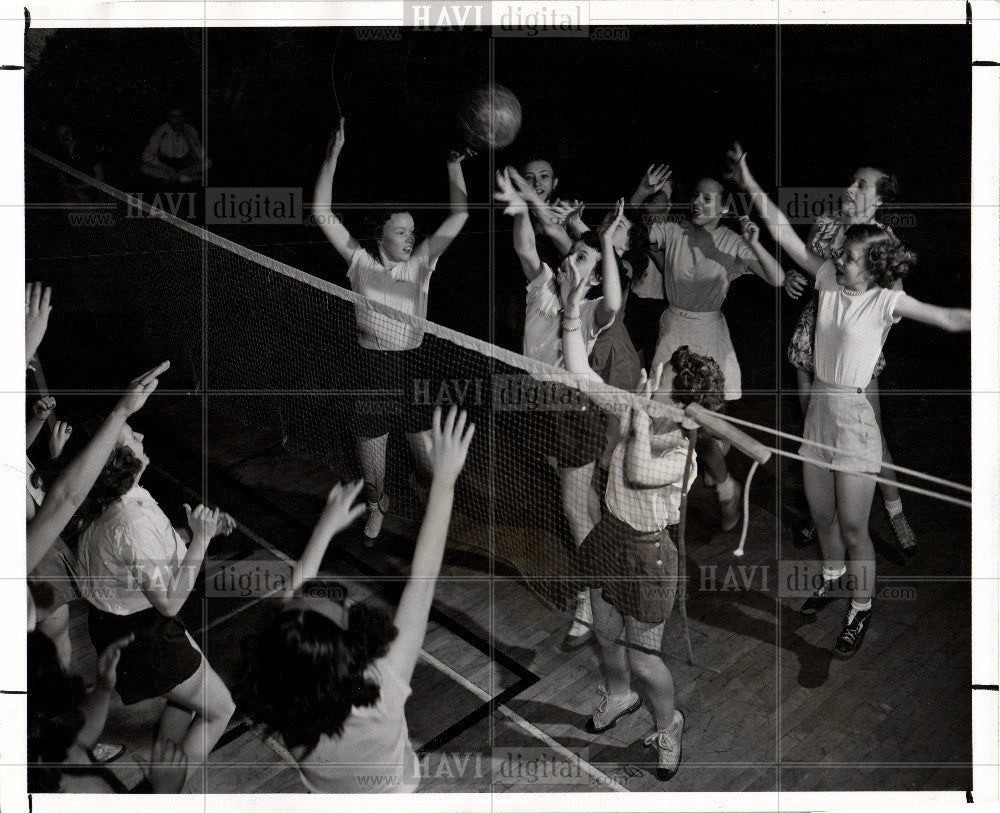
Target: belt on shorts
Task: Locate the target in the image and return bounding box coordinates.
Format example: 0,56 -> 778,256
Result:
667,304 -> 721,320
631,524 -> 679,542
814,377 -> 864,395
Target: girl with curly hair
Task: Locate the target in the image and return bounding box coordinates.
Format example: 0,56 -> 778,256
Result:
775,160 -> 917,555
562,259 -> 727,781
240,406 -> 474,793
728,148 -> 970,657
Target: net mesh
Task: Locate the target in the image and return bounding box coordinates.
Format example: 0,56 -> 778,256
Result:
26,147 -> 692,614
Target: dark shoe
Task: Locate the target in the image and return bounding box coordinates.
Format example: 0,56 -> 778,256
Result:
719,482 -> 742,532
644,709 -> 685,781
888,511 -> 917,557
585,686 -> 642,733
799,578 -> 837,617
833,608 -> 872,658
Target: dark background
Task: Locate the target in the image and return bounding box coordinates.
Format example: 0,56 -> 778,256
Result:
26,24 -> 971,394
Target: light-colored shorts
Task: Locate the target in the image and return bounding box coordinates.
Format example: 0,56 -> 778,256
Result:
800,381 -> 881,474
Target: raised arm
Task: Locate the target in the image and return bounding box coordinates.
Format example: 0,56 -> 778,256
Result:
560,270 -> 603,383
71,634 -> 133,758
594,198 -> 626,327
738,217 -> 785,286
630,164 -> 673,222
495,168 -> 542,281
421,149 -> 472,263
725,143 -> 823,278
25,282 -> 52,368
313,117 -> 360,264
26,396 -> 55,451
383,406 -> 474,685
506,167 -> 575,255
284,480 -> 366,598
894,294 -> 971,333
26,362 -> 168,574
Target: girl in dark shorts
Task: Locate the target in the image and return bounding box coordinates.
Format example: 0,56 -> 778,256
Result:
73,423 -> 236,779
563,263 -> 726,781
313,117 -> 470,544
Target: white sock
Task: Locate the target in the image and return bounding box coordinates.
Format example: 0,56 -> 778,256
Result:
822,565 -> 847,582
716,476 -> 736,503
847,598 -> 872,623
884,497 -> 903,518
575,590 -> 593,623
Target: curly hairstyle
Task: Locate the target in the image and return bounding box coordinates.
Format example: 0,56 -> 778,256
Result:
843,223 -> 917,289
66,444 -> 144,541
359,208 -> 413,257
669,346 -> 727,413
617,205 -> 653,287
238,593 -> 399,756
28,631 -> 87,792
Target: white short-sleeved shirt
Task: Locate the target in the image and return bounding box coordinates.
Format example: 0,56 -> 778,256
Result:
295,658 -> 420,794
605,425 -> 695,532
76,485 -> 187,615
523,263 -> 611,369
813,260 -> 903,389
648,221 -> 757,312
347,245 -> 438,351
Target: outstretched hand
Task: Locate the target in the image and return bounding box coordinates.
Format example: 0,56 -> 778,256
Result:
117,361 -> 170,417
448,146 -> 476,164
183,503 -> 223,542
312,479 -> 366,545
494,168 -> 528,215
49,420 -> 73,459
423,406 -> 475,489
723,142 -> 752,188
32,395 -> 56,420
326,117 -> 346,160
599,198 -> 628,244
784,269 -> 809,299
557,255 -> 591,311
25,282 -> 53,364
638,163 -> 672,198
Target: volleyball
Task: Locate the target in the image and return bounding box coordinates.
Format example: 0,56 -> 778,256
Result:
457,83 -> 522,150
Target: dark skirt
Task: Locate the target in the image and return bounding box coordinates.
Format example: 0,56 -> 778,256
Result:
88,606 -> 201,705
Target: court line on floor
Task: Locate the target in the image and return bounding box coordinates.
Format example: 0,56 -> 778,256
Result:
151,463 -> 627,791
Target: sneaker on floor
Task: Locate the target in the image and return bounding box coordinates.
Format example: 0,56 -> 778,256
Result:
363,497 -> 388,546
888,512 -> 917,557
89,742 -> 125,764
644,709 -> 685,781
718,481 -> 742,532
799,578 -> 837,616
585,686 -> 642,733
833,608 -> 872,658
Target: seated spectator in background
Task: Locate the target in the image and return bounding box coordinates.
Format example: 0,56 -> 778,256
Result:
140,109 -> 211,187
52,124 -> 104,201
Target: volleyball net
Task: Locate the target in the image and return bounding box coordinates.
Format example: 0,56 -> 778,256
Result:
24,147 -> 971,614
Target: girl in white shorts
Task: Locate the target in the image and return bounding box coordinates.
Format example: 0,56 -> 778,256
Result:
731,149 -> 970,657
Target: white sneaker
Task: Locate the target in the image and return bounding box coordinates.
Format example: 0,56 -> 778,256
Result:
644,709 -> 685,781
585,686 -> 642,733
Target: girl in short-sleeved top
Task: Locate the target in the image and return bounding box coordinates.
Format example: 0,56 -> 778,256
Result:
733,146 -> 970,658
313,118 -> 470,544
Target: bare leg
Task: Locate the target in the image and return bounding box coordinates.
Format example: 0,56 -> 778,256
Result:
804,461 -> 844,571
834,471 -> 878,604
162,637 -> 236,770
405,429 -> 433,495
38,604 -> 72,671
624,618 -> 675,731
356,433 -> 388,505
591,588 -> 629,697
865,377 -> 901,503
